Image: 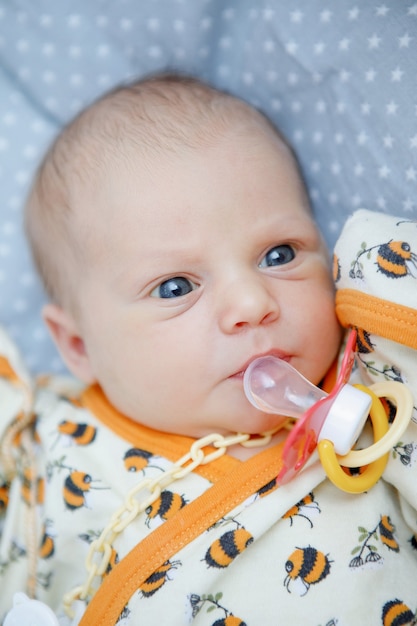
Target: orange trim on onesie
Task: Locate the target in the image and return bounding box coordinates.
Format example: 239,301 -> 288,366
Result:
336,289 -> 417,350
81,384 -> 240,483
79,440 -> 286,626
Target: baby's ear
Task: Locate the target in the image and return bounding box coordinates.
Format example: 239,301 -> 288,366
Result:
42,303 -> 95,384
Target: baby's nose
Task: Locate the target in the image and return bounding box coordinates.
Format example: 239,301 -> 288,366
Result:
218,275 -> 280,333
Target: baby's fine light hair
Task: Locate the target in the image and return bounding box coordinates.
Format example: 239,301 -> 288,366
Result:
24,73 -> 296,311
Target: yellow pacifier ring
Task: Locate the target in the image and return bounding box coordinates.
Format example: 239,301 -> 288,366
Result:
318,382 -> 413,494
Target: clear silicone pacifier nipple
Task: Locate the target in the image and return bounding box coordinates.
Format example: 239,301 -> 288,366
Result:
243,357 -> 327,418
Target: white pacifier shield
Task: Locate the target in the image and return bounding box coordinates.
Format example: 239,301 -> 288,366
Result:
3,592 -> 60,626
318,385 -> 372,455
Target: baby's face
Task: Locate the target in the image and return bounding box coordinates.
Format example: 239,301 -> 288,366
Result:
72,128 -> 342,437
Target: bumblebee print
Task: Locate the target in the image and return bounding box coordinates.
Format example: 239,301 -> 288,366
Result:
283,492 -> 321,528
145,490 -> 187,527
39,521 -> 56,559
63,470 -> 108,510
376,241 -> 417,278
284,546 -> 332,596
350,515 -> 399,567
21,467 -> 45,506
55,420 -> 97,447
355,328 -> 374,355
139,559 -> 180,597
123,448 -> 153,473
349,239 -> 417,281
0,481 -> 9,510
189,592 -> 246,625
47,459 -> 109,511
204,527 -> 253,569
381,599 -> 417,626
123,447 -> 164,475
256,478 -> 278,498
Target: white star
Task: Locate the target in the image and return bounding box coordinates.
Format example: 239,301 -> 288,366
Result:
357,131 -> 368,145
348,7 -> 360,20
262,8 -> 275,20
147,18 -> 160,31
406,167 -> 417,181
314,41 -> 326,55
264,40 -> 276,52
96,15 -> 108,27
288,72 -> 299,85
286,41 -> 298,55
67,14 -> 81,28
39,14 -> 53,27
386,101 -> 398,115
410,134 -> 417,148
365,68 -> 377,82
222,8 -> 235,19
219,37 -> 232,49
378,165 -> 390,178
398,33 -> 412,48
120,18 -> 132,31
407,4 -> 417,16
368,34 -> 381,49
16,39 -> 29,52
200,17 -> 212,30
391,67 -> 404,82
339,38 -> 351,51
69,45 -> 82,58
97,44 -> 110,57
320,10 -> 332,22
290,10 -> 304,23
42,71 -> 55,84
148,45 -> 162,59
42,43 -> 55,56
242,72 -> 254,85
383,135 -> 394,148
70,74 -> 83,86
376,5 -> 389,16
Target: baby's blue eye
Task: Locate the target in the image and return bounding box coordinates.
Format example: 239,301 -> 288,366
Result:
259,244 -> 296,267
151,277 -> 197,298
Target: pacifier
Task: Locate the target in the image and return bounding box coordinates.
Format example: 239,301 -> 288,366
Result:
3,593 -> 60,626
244,329 -> 413,492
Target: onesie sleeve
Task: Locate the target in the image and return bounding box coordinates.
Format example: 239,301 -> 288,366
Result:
0,325 -> 39,620
333,209 -> 417,528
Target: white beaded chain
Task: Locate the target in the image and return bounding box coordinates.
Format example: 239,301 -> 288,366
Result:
63,426 -> 287,617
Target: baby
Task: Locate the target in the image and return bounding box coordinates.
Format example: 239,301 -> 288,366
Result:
0,74 -> 416,625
